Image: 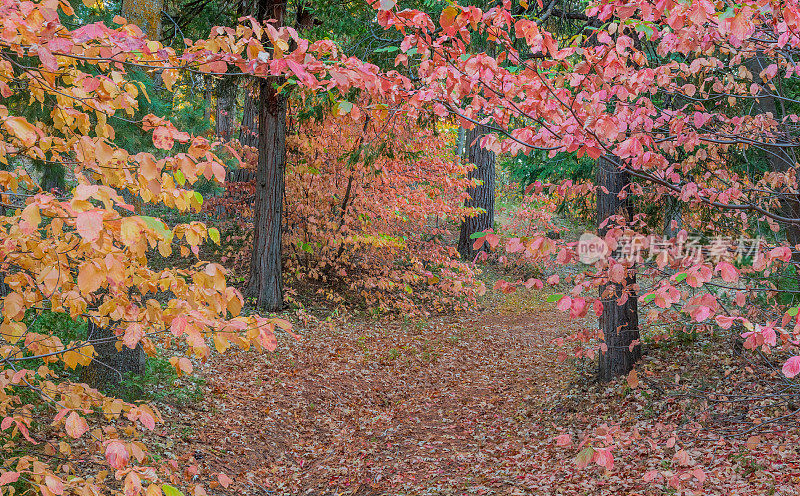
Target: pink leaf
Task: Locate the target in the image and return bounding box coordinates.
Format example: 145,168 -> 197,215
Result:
715,261 -> 739,283
76,210 -> 104,242
643,470 -> 660,482
64,411 -> 89,439
106,440 -> 130,469
218,473 -> 233,489
782,356 -> 800,378
554,434 -> 572,446
595,448 -> 614,470
0,472 -> 19,486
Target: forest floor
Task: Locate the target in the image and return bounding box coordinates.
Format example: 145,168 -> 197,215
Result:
157,288 -> 800,496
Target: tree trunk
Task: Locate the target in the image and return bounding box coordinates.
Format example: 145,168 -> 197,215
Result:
663,194 -> 682,240
456,126 -> 466,161
81,320 -> 146,389
121,0 -> 164,40
245,0 -> 287,311
204,76 -> 213,123
216,77 -> 238,141
38,162 -> 65,193
457,125 -> 496,260
239,82 -> 259,148
596,154 -> 641,382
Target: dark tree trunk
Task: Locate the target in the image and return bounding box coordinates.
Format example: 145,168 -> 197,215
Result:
457,125 -> 496,260
663,194 -> 682,240
216,77 -> 238,141
239,83 -> 259,148
39,162 -> 65,193
596,155 -> 640,382
204,76 -> 213,123
245,0 -> 287,311
81,320 -> 146,389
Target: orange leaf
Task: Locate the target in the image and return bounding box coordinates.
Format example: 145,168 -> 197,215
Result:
217,474 -> 232,489
626,369 -> 639,388
4,117 -> 38,147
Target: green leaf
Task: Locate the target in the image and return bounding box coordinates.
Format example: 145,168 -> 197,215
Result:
194,191 -> 203,206
546,293 -> 565,302
576,446 -> 595,467
333,101 -> 354,116
460,54 -> 470,61
174,170 -> 186,186
634,22 -> 654,38
406,47 -> 418,56
719,6 -> 735,19
788,306 -> 799,317
674,272 -> 688,283
162,485 -> 184,496
208,227 -> 220,244
642,293 -> 656,303
139,216 -> 173,242
469,231 -> 486,240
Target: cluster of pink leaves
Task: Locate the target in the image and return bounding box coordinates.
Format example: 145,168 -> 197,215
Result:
369,0 -> 800,377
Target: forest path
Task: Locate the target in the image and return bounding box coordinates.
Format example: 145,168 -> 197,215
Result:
171,289 -> 592,495
168,288 -> 800,496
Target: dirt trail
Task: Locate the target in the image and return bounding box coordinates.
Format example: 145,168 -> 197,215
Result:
170,291 -> 591,495
166,289 -> 800,496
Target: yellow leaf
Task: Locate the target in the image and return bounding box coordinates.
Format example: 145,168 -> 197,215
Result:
1,321 -> 26,344
213,334 -> 229,354
21,203 -> 41,227
40,265 -> 61,294
120,217 -> 141,246
227,293 -> 242,317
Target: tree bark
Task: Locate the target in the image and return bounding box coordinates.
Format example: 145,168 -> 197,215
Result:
216,77 -> 238,141
457,125 -> 496,260
663,194 -> 682,239
239,82 -> 259,148
121,0 -> 164,40
456,126 -> 466,160
596,155 -> 641,382
81,320 -> 146,389
38,162 -> 65,193
245,0 -> 287,311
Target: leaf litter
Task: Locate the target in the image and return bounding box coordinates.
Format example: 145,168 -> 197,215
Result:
161,289 -> 800,495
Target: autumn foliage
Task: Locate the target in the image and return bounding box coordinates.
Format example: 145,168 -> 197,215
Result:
208,111 -> 483,314
6,0 -> 800,493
